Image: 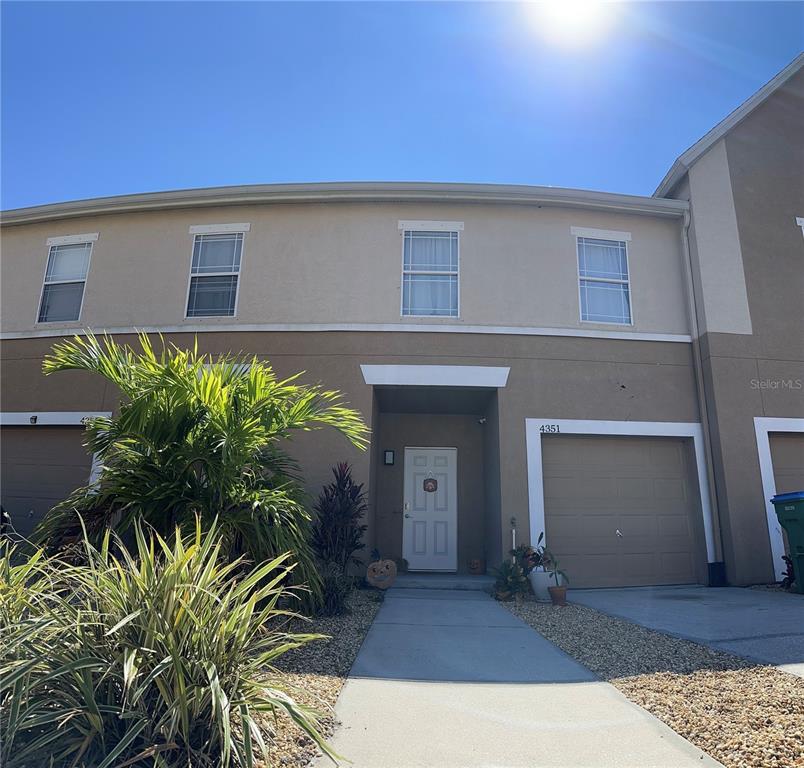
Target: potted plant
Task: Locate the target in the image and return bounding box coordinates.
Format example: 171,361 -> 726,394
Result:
491,559 -> 528,601
543,549 -> 569,606
513,532 -> 553,602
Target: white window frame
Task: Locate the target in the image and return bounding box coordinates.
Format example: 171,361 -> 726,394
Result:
398,221 -> 463,319
36,233 -> 98,325
184,225 -> 249,319
572,226 -> 634,327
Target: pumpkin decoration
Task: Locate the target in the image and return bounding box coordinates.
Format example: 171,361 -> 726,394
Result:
468,558 -> 485,576
366,558 -> 397,590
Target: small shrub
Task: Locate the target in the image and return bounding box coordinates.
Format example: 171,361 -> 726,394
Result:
0,520 -> 333,768
318,561 -> 354,617
491,559 -> 528,601
311,463 -> 368,572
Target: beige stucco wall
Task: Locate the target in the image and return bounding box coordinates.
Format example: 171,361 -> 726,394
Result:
1,330 -> 701,571
1,201 -> 689,337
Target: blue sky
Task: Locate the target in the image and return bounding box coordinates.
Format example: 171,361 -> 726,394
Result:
2,2 -> 802,209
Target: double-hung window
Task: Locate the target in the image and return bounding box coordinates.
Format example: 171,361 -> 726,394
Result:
575,229 -> 632,325
37,234 -> 96,323
400,222 -> 461,317
186,225 -> 248,318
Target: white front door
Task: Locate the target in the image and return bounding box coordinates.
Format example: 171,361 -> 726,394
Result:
403,447 -> 457,571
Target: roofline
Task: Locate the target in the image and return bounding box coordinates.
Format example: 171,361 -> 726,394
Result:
0,181 -> 688,226
654,52 -> 804,198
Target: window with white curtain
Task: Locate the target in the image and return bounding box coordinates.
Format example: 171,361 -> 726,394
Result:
401,229 -> 459,317
577,236 -> 632,325
186,232 -> 243,317
38,241 -> 93,322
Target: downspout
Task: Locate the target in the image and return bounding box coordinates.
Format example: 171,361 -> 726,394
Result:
680,208 -> 726,584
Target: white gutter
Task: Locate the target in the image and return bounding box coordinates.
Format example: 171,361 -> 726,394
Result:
680,209 -> 724,567
1,181 -> 689,227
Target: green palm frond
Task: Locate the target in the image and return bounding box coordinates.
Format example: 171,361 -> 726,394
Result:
35,333 -> 369,610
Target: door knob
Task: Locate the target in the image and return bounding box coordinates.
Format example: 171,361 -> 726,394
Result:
616,529 -> 623,537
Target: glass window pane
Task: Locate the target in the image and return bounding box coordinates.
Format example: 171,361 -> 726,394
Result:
580,279 -> 631,324
191,233 -> 242,274
578,238 -> 628,281
38,282 -> 85,322
45,243 -> 91,282
403,231 -> 458,272
402,274 -> 458,317
186,275 -> 238,317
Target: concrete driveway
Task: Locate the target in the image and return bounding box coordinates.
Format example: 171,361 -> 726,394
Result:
320,588 -> 721,767
570,585 -> 804,676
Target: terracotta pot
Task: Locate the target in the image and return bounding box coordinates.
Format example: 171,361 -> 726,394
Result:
548,585 -> 568,606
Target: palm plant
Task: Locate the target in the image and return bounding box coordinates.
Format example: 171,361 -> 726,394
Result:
33,333 -> 369,606
1,520 -> 333,767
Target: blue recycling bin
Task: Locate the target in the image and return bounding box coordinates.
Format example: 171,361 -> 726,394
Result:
771,491 -> 804,594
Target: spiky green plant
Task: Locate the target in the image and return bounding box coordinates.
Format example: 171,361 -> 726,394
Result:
1,520 -> 334,767
33,333 -> 369,606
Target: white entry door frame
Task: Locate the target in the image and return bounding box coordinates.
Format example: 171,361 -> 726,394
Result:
403,447 -> 458,571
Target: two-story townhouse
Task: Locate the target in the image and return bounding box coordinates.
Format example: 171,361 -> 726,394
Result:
1,54 -> 801,588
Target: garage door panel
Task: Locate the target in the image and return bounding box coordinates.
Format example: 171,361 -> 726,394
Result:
543,435 -> 701,588
770,433 -> 804,495
1,427 -> 92,538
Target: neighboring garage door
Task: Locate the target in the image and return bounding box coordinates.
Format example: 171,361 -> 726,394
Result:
770,433 -> 804,495
543,435 -> 702,588
1,427 -> 93,538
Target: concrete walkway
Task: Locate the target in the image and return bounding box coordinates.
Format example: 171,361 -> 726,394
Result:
319,588 -> 721,767
571,585 -> 804,677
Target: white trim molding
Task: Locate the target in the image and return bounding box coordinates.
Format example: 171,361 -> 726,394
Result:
188,223 -> 251,235
753,417 -> 804,580
0,411 -> 112,426
398,220 -> 464,232
525,418 -> 717,564
361,364 -> 509,388
570,226 -> 632,242
46,232 -> 99,247
0,322 -> 693,344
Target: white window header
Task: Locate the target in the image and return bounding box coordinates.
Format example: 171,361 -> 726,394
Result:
398,220 -> 464,232
189,223 -> 251,235
571,226 -> 631,242
46,233 -> 99,247
360,364 -> 509,388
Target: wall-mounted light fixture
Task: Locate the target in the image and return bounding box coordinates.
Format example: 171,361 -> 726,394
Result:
29,415 -> 37,425
383,450 -> 395,466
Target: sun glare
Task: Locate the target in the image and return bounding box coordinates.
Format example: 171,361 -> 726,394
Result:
526,1 -> 617,46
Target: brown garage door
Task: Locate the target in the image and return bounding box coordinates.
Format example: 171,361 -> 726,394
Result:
543,435 -> 702,588
770,433 -> 804,495
1,427 -> 93,538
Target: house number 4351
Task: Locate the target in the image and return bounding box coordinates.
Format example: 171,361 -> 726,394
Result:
539,424 -> 560,433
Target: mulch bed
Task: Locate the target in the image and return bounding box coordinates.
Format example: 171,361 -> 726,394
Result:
505,598 -> 804,768
258,588 -> 383,767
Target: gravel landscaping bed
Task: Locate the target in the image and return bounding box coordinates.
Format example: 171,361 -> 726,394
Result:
258,588 -> 382,767
505,598 -> 804,768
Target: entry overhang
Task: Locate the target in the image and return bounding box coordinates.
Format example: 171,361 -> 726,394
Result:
360,365 -> 510,388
